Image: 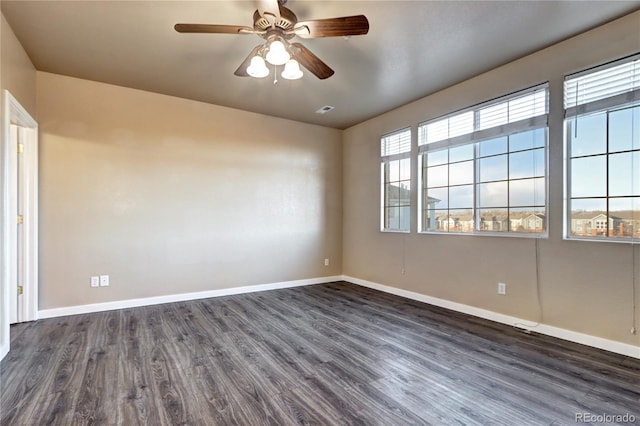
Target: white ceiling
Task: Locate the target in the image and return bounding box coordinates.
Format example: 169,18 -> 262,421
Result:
2,1 -> 639,129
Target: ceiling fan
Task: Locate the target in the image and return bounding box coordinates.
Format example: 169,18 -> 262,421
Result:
174,0 -> 369,80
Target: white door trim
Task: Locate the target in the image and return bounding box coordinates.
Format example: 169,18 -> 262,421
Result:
1,90 -> 38,361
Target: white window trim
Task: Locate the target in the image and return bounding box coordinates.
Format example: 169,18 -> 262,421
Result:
563,54 -> 640,243
380,128 -> 412,233
417,83 -> 549,237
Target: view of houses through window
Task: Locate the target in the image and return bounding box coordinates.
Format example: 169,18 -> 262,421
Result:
565,54 -> 640,241
418,84 -> 548,235
567,106 -> 640,239
379,53 -> 639,242
422,128 -> 546,233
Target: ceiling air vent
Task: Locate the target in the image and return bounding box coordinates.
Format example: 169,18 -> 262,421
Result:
316,106 -> 335,114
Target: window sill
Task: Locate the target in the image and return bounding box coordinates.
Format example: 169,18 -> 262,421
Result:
418,230 -> 549,239
564,235 -> 640,244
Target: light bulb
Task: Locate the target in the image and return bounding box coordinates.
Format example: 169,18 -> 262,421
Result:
246,56 -> 269,78
282,59 -> 303,80
265,40 -> 290,66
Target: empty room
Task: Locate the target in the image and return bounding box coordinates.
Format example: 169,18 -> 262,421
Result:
1,1 -> 639,424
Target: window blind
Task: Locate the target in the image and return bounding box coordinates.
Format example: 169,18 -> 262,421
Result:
381,128 -> 411,158
418,83 -> 548,150
564,53 -> 640,118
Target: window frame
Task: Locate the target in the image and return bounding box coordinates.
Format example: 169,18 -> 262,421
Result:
564,105 -> 640,243
380,128 -> 412,233
417,83 -> 550,237
563,53 -> 640,243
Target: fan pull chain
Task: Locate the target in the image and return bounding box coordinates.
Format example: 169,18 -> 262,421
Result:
273,65 -> 278,85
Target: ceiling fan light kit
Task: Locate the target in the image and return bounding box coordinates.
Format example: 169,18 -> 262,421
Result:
282,59 -> 303,80
265,40 -> 290,66
244,39 -> 303,80
247,56 -> 270,78
175,0 -> 369,81
249,37 -> 303,81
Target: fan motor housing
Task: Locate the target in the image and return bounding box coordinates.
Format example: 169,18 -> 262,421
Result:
253,7 -> 297,32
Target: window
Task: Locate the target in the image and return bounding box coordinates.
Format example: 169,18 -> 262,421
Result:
565,54 -> 640,241
419,84 -> 549,235
381,129 -> 411,231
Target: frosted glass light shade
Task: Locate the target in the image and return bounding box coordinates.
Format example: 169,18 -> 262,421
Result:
282,59 -> 303,80
247,56 -> 269,78
265,40 -> 290,66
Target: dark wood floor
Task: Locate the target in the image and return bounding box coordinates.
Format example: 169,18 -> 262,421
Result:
1,281 -> 638,425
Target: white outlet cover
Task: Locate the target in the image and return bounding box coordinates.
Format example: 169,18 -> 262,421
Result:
100,275 -> 109,287
90,276 -> 100,288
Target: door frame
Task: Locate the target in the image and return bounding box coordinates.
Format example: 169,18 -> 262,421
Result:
1,90 -> 38,361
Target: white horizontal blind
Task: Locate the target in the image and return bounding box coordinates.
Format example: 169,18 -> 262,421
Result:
421,111 -> 473,145
564,54 -> 640,117
479,90 -> 547,130
419,84 -> 548,149
381,128 -> 411,158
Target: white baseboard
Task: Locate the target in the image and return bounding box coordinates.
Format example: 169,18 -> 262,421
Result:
342,275 -> 640,359
38,276 -> 343,319
36,274 -> 639,359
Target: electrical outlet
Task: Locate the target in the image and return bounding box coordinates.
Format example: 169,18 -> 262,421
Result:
324,258 -> 329,266
498,282 -> 506,295
90,276 -> 100,288
100,275 -> 109,287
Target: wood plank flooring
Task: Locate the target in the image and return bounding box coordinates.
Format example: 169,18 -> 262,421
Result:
1,281 -> 639,425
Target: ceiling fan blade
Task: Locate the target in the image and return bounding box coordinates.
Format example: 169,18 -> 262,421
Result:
293,15 -> 369,38
257,0 -> 280,20
290,43 -> 334,80
175,23 -> 254,34
234,45 -> 264,77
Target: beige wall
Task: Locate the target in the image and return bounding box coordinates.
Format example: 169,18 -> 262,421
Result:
37,72 -> 342,309
343,11 -> 640,346
1,13 -> 37,115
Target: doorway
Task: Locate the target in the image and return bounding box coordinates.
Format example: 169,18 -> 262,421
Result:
1,91 -> 38,361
